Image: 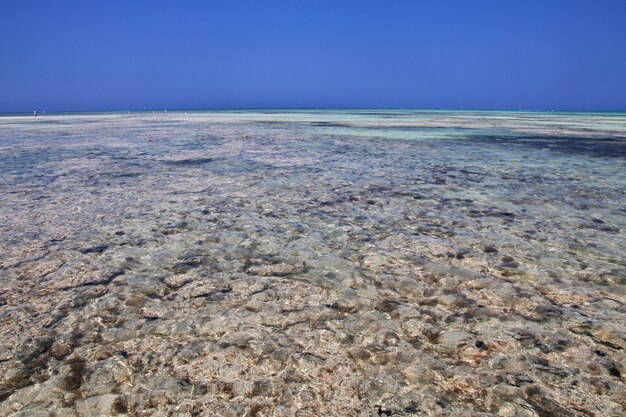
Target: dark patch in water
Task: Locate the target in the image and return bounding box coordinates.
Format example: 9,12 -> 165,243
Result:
163,156 -> 277,174
60,358 -> 87,392
102,171 -> 143,178
79,244 -> 109,254
310,122 -> 353,127
163,157 -> 215,166
468,134 -> 626,158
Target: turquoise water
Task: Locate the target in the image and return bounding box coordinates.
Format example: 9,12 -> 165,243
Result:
0,111 -> 624,416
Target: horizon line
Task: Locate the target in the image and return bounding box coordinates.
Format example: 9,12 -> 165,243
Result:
2,107 -> 626,117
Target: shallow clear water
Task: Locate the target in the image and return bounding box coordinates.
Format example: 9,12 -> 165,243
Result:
0,111 -> 624,416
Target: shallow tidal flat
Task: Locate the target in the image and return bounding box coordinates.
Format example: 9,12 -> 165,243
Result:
0,110 -> 625,416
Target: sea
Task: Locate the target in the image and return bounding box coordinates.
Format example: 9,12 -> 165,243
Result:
0,110 -> 624,416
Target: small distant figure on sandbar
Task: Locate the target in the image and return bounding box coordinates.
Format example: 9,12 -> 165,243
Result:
33,110 -> 37,117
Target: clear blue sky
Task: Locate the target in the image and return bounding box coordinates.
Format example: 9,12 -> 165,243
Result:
1,0 -> 625,112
